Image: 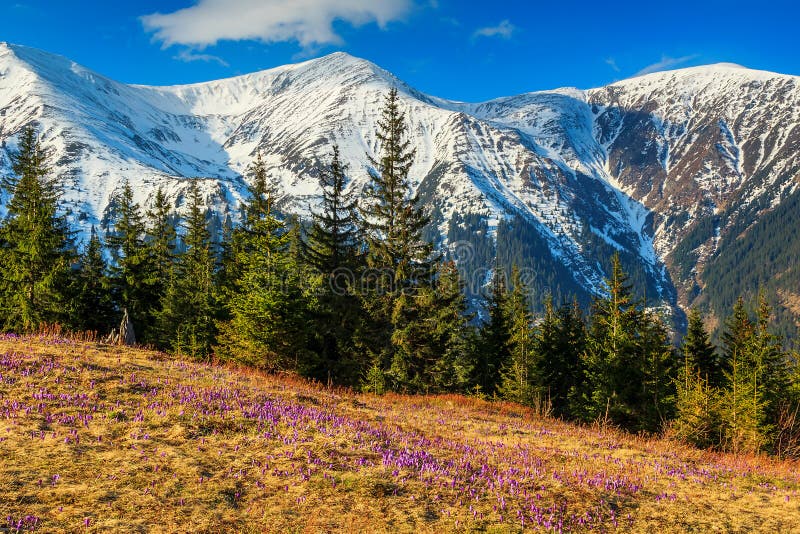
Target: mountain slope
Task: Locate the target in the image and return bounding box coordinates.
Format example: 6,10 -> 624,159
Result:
0,43 -> 798,330
586,66 -> 800,333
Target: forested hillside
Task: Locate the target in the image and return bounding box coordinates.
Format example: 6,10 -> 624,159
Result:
2,91 -> 799,458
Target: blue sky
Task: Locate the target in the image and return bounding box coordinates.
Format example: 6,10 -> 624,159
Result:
1,0 -> 797,102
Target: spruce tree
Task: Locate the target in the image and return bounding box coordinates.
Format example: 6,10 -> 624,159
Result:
721,341 -> 769,453
157,181 -> 217,358
216,154 -> 309,370
216,153 -> 279,307
498,267 -> 536,405
534,297 -> 586,418
675,300 -> 794,452
750,295 -> 791,452
532,297 -> 559,402
301,146 -> 365,385
720,297 -> 753,374
360,88 -> 434,390
752,295 -> 790,412
638,309 -> 679,431
673,365 -> 720,448
106,181 -> 157,341
362,88 -> 431,286
475,267 -> 511,396
0,126 -> 75,331
146,187 -> 177,296
674,309 -> 722,447
391,261 -> 475,393
71,228 -> 115,334
717,296 -> 786,453
427,261 -> 476,392
682,308 -> 721,386
303,146 -> 361,276
581,253 -> 641,426
218,153 -> 281,296
214,216 -> 237,304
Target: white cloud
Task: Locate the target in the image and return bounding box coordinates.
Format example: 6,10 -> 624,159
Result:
472,20 -> 516,40
634,54 -> 698,77
173,49 -> 229,67
604,57 -> 620,72
141,0 -> 413,49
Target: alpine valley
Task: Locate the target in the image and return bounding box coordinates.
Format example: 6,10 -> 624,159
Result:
1,42 -> 799,337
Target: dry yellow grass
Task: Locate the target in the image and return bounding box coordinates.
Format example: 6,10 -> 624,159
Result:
1,335 -> 799,533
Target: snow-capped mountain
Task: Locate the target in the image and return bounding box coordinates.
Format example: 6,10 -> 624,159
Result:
1,42 -> 799,328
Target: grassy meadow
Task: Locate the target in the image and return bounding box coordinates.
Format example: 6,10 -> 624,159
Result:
1,334 -> 799,532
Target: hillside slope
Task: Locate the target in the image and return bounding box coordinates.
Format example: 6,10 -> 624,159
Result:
1,336 -> 799,532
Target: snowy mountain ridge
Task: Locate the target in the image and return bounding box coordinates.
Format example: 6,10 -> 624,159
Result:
1,42 -> 799,323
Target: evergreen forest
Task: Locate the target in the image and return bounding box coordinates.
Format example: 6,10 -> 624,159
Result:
2,90 -> 799,457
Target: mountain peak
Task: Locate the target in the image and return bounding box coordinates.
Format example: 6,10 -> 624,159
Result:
316,50 -> 364,63
298,50 -> 383,76
707,62 -> 747,70
602,62 -> 795,92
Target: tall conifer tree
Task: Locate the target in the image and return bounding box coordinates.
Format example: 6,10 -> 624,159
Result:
0,126 -> 75,331
146,187 -> 177,298
302,146 -> 365,385
674,308 -> 721,447
390,261 -> 474,392
498,267 -> 536,405
721,297 -> 753,373
107,181 -> 157,340
71,227 -> 114,334
638,310 -> 679,430
475,268 -> 511,396
360,88 -> 434,389
303,146 -> 361,275
721,339 -> 769,453
682,308 -> 721,386
534,297 -> 586,418
158,182 -> 216,358
752,295 -> 790,412
581,253 -> 640,425
216,154 -> 309,370
427,261 -> 476,392
673,367 -> 720,448
718,296 -> 775,452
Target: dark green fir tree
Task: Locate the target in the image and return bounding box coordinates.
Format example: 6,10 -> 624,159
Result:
581,253 -> 642,427
0,126 -> 75,331
360,88 -> 435,391
497,267 -> 536,405
71,227 -> 115,334
301,145 -> 365,385
475,267 -> 511,396
391,261 -> 475,393
534,297 -> 587,418
145,187 -> 177,299
216,154 -> 310,370
681,308 -> 721,386
157,181 -> 217,359
106,180 -> 157,341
